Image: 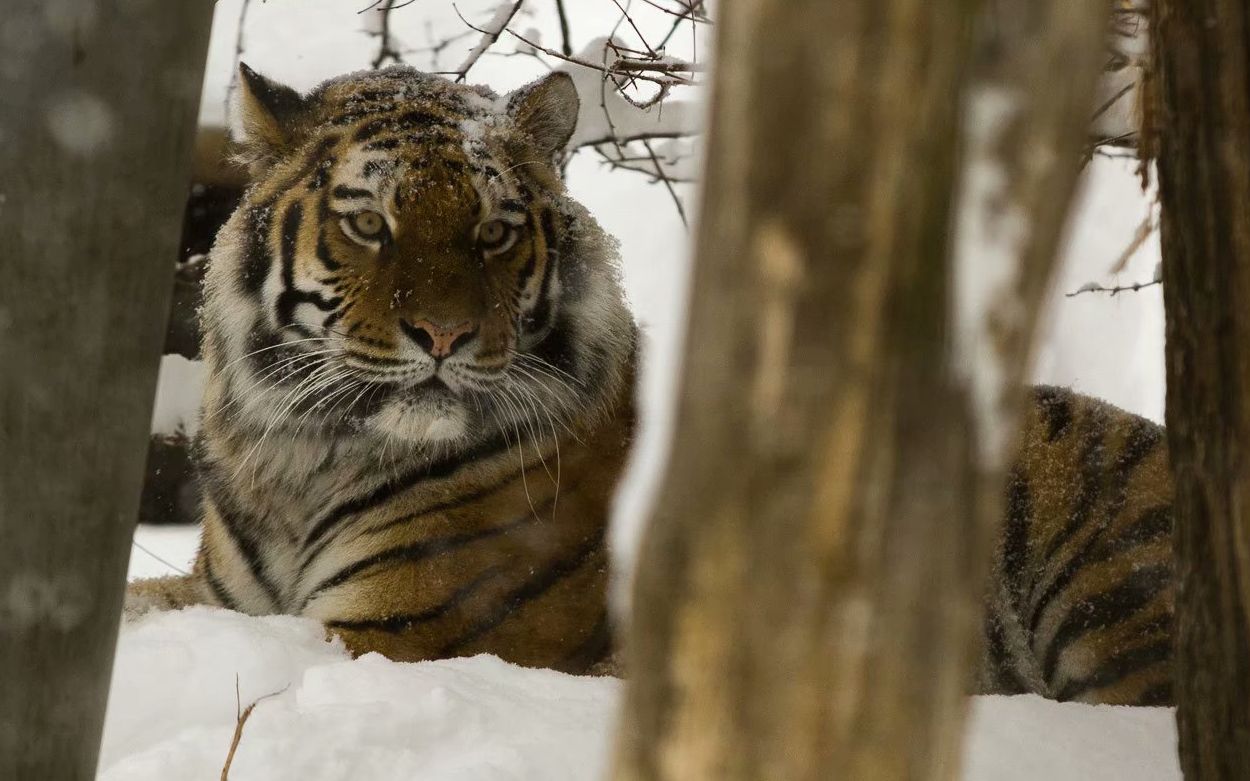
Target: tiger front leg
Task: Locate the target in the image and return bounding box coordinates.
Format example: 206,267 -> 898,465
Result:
123,570 -> 214,620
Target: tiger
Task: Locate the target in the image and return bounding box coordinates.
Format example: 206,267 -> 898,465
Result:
125,62 -> 636,674
979,385 -> 1174,706
127,66 -> 1175,700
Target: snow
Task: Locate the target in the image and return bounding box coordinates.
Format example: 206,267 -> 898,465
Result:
149,354 -> 208,436
962,695 -> 1179,780
101,609 -> 620,781
454,1 -> 526,75
101,598 -> 1179,781
1032,158 -> 1164,422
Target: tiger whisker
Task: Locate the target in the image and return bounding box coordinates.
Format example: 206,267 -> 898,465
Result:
235,363 -> 353,486
497,380 -> 556,487
221,335 -> 338,372
219,350 -> 342,422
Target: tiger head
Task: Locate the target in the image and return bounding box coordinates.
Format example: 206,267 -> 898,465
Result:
202,65 -> 634,450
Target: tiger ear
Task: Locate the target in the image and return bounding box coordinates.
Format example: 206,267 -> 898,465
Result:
234,63 -> 308,168
506,72 -> 580,157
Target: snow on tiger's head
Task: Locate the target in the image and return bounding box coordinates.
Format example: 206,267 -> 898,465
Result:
201,64 -> 634,450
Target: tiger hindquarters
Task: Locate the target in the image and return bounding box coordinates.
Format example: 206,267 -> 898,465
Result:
977,386 -> 1176,707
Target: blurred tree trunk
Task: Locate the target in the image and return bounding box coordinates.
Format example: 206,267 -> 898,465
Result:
0,2 -> 215,778
611,0 -> 1108,779
1152,0 -> 1250,777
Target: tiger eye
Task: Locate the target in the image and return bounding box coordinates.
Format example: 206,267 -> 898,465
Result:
478,219 -> 510,247
350,211 -> 386,239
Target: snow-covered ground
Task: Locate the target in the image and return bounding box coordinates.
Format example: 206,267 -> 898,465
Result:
113,2 -> 1176,778
102,609 -> 620,781
104,585 -> 1180,781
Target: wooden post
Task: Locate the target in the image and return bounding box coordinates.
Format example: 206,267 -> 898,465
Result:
0,2 -> 215,778
611,0 -> 1108,779
1152,0 -> 1250,776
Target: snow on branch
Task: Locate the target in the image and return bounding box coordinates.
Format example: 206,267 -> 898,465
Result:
555,38 -> 702,218
450,1 -> 526,82
1067,262 -> 1162,298
504,28 -> 699,90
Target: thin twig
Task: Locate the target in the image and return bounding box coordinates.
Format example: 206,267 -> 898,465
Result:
357,0 -> 418,12
409,26 -> 476,69
451,1 -> 526,82
131,540 -> 190,577
640,0 -> 711,24
554,0 -> 573,55
574,129 -> 692,148
370,0 -> 410,69
592,145 -> 697,183
614,57 -> 705,74
658,0 -> 706,49
221,677 -> 288,781
642,139 -> 688,227
1066,276 -> 1161,298
504,28 -> 694,87
1091,80 -> 1135,123
607,0 -> 658,57
1108,211 -> 1158,275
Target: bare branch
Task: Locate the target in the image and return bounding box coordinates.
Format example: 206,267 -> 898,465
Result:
607,0 -> 659,57
574,129 -> 693,149
658,0 -> 707,49
641,0 -> 712,25
642,138 -> 688,227
554,0 -> 573,55
451,1 -> 526,82
407,25 -> 476,70
1091,80 -> 1135,124
1108,211 -> 1158,275
221,679 -> 287,781
1065,277 -> 1161,297
614,57 -> 706,74
368,0 -> 410,69
503,28 -> 695,87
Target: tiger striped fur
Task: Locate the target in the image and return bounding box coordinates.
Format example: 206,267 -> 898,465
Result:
980,386 -> 1174,705
126,64 -> 636,674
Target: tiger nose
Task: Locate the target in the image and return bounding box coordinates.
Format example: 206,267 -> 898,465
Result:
401,318 -> 478,359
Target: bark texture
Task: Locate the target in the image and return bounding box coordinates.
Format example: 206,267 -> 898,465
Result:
612,1 -> 1108,779
0,2 -> 215,778
1152,0 -> 1250,776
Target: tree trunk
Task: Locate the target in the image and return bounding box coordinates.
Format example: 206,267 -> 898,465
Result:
1152,0 -> 1250,776
0,2 -> 215,778
611,0 -> 1107,779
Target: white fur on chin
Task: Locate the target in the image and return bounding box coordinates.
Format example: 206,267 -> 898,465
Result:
370,395 -> 469,445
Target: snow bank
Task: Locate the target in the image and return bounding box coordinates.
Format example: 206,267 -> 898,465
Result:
100,606 -> 1178,781
101,610 -> 620,781
962,695 -> 1179,780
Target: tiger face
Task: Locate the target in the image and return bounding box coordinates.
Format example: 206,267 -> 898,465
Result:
203,65 -> 632,450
